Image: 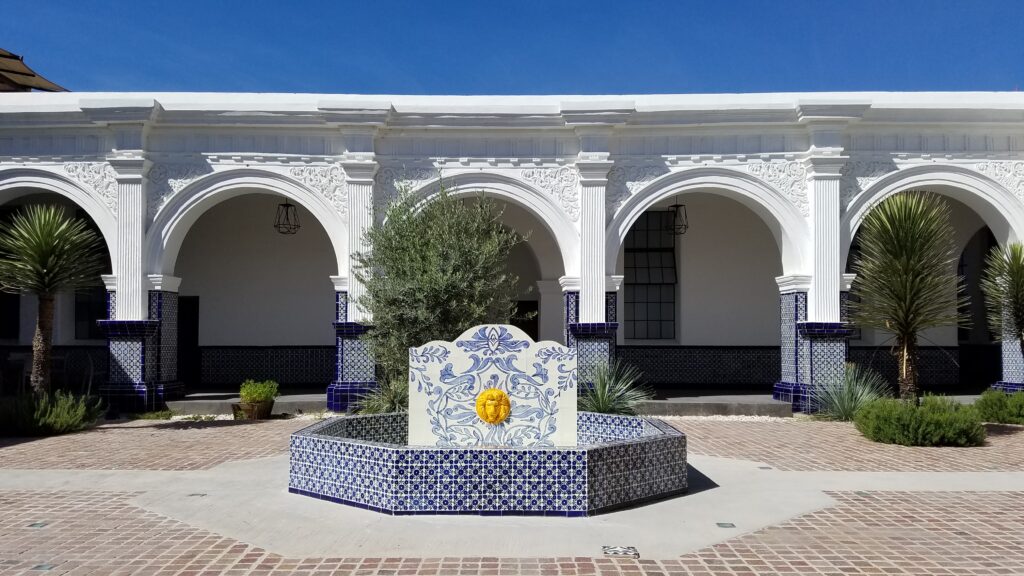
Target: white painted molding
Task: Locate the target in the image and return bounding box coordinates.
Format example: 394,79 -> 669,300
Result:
101,274 -> 118,291
330,275 -> 349,292
146,274 -> 182,293
558,276 -> 581,292
841,273 -> 857,292
776,274 -> 812,293
606,275 -> 624,292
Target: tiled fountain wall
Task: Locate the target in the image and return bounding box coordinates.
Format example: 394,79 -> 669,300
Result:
289,412 -> 687,517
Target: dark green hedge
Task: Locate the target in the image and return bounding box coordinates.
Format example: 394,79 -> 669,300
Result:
854,396 -> 986,447
0,392 -> 104,437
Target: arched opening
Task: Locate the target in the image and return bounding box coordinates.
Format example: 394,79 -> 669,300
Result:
614,192 -> 783,392
173,193 -> 338,391
492,200 -> 565,343
0,191 -> 113,395
846,193 -> 999,392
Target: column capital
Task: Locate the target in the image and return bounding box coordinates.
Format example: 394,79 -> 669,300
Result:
558,276 -> 581,292
575,158 -> 613,182
606,275 -> 624,292
146,274 -> 181,293
101,274 -> 118,292
776,274 -> 812,293
803,155 -> 848,179
329,275 -> 349,292
340,159 -> 378,183
841,273 -> 857,292
107,154 -> 149,182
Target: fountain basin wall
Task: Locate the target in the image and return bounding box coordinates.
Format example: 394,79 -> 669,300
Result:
288,412 -> 687,516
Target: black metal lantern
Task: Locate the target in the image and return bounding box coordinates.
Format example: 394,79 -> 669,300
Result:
667,196 -> 688,236
274,200 -> 300,235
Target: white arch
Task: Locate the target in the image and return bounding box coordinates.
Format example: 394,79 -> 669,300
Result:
843,164 -> 1024,269
408,171 -> 580,277
146,168 -> 347,276
0,167 -> 118,268
606,167 -> 811,275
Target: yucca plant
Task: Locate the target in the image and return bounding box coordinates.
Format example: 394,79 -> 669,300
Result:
848,192 -> 968,401
577,362 -> 653,415
981,242 -> 1024,358
0,205 -> 105,395
356,379 -> 410,414
810,363 -> 891,421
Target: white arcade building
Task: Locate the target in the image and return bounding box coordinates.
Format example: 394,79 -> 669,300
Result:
0,92 -> 1022,411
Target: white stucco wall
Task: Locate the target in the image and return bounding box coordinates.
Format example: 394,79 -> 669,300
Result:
175,193 -> 336,346
617,193 -> 782,346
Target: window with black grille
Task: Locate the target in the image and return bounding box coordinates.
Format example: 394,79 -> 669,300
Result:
624,211 -> 677,340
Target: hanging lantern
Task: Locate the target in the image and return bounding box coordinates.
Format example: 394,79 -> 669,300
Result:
667,196 -> 688,236
274,200 -> 300,235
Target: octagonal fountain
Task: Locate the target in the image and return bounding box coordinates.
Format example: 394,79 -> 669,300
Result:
289,325 -> 687,516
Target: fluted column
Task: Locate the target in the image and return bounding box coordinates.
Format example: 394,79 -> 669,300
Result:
109,156 -> 148,321
342,160 -> 377,323
577,159 -> 613,323
807,156 -> 846,324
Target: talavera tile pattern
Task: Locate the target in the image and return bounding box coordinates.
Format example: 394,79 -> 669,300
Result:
408,325 -> 578,448
288,412 -> 687,516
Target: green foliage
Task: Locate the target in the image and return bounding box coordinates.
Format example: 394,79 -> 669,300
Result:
811,363 -> 891,421
0,204 -> 106,296
0,391 -> 104,437
130,409 -> 176,420
974,390 -> 1024,425
239,379 -> 279,403
356,379 -> 410,414
981,242 -> 1024,345
577,362 -> 654,415
854,396 -> 986,447
353,185 -> 524,384
848,192 -> 968,400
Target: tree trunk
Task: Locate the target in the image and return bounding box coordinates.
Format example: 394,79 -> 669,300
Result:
896,335 -> 918,402
30,294 -> 55,396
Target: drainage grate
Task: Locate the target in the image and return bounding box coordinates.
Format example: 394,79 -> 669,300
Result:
602,546 -> 639,559
30,564 -> 54,571
27,522 -> 48,529
187,493 -> 207,497
716,522 -> 736,528
758,466 -> 772,470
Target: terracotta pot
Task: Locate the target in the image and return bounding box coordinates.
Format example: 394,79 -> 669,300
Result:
233,400 -> 274,420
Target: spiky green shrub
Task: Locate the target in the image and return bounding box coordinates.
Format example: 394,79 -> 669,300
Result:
848,192 -> 968,401
353,185 -> 524,385
577,362 -> 653,415
0,205 -> 106,394
854,396 -> 986,446
811,363 -> 891,421
239,379 -> 279,403
356,379 -> 409,414
0,391 -> 104,437
981,242 -> 1024,361
974,390 -> 1024,425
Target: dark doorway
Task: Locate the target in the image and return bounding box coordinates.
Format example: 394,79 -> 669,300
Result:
178,296 -> 200,390
513,300 -> 539,341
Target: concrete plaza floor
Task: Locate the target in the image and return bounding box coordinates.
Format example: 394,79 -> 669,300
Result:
0,416 -> 1022,574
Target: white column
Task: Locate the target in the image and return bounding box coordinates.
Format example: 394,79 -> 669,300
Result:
109,156 -> 148,321
806,157 -> 847,323
577,159 -> 613,323
342,161 -> 377,323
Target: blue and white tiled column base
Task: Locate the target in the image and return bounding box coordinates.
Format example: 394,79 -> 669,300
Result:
995,338 -> 1024,392
329,321 -> 376,412
568,322 -> 618,392
773,289 -> 851,412
98,319 -> 162,413
149,291 -> 182,400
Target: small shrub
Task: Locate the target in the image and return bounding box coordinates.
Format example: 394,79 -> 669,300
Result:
854,396 -> 986,447
811,363 -> 891,421
0,392 -> 104,437
239,379 -> 279,403
577,362 -> 653,415
974,390 -> 1024,425
357,379 -> 409,414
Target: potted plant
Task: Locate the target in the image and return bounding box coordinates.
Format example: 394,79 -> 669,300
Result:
233,379 -> 279,420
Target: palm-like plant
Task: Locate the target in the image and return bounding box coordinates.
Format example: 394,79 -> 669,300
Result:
577,362 -> 653,415
0,205 -> 105,395
981,242 -> 1024,356
848,192 -> 968,401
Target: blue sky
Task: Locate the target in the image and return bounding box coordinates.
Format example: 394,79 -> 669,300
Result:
5,0 -> 1024,94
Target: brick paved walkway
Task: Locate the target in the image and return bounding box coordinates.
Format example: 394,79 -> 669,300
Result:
0,419 -> 308,471
1,490 -> 1022,575
674,418 -> 1024,472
